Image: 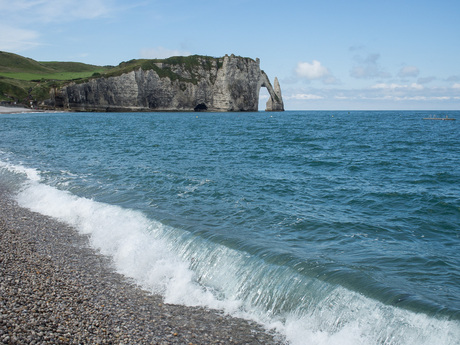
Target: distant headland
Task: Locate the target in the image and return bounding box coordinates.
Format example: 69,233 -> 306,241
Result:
0,51 -> 283,112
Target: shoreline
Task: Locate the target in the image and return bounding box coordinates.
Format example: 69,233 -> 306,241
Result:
0,105 -> 38,114
0,185 -> 281,344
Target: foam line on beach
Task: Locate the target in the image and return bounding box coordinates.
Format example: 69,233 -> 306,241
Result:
0,184 -> 280,344
2,161 -> 460,345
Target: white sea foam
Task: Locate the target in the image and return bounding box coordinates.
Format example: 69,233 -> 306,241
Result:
0,160 -> 41,182
14,181 -> 226,308
9,172 -> 460,345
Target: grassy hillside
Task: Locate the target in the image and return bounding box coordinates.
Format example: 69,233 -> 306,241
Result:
0,51 -> 235,106
0,51 -> 110,81
0,51 -> 111,104
0,51 -> 54,74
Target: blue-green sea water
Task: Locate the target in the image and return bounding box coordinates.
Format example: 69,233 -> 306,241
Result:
1,111 -> 459,344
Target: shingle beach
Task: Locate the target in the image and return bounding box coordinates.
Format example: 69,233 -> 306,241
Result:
0,185 -> 281,344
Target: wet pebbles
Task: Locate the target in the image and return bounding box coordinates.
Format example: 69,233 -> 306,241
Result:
0,188 -> 282,344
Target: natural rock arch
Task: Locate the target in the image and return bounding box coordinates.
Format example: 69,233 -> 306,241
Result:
46,55 -> 285,112
259,71 -> 284,111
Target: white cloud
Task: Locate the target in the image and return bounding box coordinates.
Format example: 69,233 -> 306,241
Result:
0,0 -> 117,51
0,0 -> 114,23
398,65 -> 420,78
371,83 -> 423,90
396,96 -> 452,101
0,24 -> 40,51
0,0 -> 32,11
140,47 -> 191,59
282,83 -> 460,109
286,93 -> 324,100
283,75 -> 459,109
40,0 -> 112,21
334,95 -> 351,100
410,83 -> 424,90
371,83 -> 396,89
296,60 -> 330,80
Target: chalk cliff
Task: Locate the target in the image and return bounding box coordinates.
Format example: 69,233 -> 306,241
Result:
265,77 -> 284,111
46,55 -> 284,112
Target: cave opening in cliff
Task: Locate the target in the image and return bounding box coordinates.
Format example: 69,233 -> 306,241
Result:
194,103 -> 208,112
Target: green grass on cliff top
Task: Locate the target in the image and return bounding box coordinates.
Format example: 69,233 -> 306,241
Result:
0,51 -> 111,81
0,51 -> 254,103
0,51 -> 253,81
102,55 -> 228,80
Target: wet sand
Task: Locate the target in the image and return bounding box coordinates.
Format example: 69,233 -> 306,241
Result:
0,186 -> 281,344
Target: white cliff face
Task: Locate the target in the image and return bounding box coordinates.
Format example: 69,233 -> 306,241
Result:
48,55 -> 284,112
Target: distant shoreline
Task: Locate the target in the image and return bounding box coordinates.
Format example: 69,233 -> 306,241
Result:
0,106 -> 63,115
0,105 -> 37,114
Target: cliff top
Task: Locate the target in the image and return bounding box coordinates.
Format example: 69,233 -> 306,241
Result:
103,54 -> 257,80
0,52 -> 258,104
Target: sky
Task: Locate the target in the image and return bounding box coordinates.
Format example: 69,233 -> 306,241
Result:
1,0 -> 459,110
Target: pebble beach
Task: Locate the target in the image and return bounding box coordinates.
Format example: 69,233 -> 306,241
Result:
0,106 -> 36,114
0,185 -> 280,344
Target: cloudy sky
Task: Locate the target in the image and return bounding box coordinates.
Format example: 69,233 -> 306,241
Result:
1,0 -> 459,110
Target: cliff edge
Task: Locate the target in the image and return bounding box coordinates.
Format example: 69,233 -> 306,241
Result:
45,55 -> 284,112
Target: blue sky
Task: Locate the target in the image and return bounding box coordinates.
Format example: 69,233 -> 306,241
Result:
1,0 -> 459,110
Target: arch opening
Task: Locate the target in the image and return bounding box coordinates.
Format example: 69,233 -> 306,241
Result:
258,87 -> 270,111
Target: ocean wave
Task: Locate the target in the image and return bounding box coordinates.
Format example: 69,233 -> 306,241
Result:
8,170 -> 459,345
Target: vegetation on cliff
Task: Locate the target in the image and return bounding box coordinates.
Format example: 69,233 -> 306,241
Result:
0,52 -> 252,106
101,55 -> 228,85
0,51 -> 110,105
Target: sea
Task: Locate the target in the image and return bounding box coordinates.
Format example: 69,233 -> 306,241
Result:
0,110 -> 459,345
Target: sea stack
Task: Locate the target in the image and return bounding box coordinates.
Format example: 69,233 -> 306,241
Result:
265,77 -> 284,111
